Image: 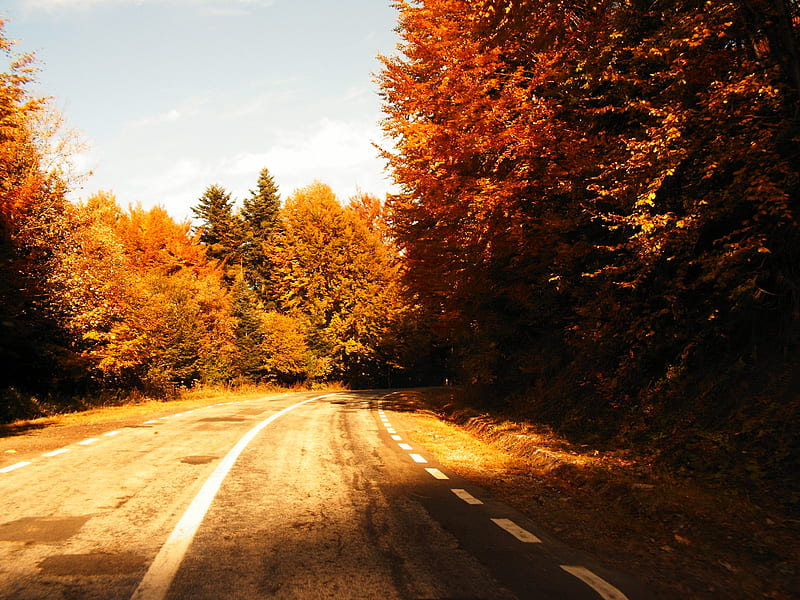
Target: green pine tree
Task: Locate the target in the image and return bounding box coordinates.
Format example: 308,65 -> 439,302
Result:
241,168 -> 282,302
191,185 -> 244,274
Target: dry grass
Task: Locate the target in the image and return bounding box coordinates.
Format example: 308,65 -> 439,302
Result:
0,383 -> 345,436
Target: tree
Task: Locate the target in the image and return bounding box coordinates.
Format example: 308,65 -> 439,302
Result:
0,22 -> 78,404
191,184 -> 244,275
241,167 -> 282,302
50,194 -> 239,393
270,182 -> 404,383
379,0 -> 800,436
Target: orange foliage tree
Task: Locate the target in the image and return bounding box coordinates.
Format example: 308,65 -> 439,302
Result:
50,193 -> 238,392
270,182 -> 404,383
379,0 -> 800,451
0,21 -> 78,408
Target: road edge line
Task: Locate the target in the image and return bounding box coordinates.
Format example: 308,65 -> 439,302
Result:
130,393 -> 333,600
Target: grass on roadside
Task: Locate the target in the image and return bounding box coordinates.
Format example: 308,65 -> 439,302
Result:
0,382 -> 345,437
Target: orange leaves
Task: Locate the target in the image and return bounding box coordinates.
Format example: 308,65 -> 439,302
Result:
269,182 -> 404,380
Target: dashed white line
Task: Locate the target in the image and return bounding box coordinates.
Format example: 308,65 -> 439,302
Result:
398,443 -> 413,450
387,428 -> 397,434
77,438 -> 99,446
42,448 -> 70,457
0,461 -> 31,473
425,468 -> 449,480
491,518 -> 542,543
144,420 -> 159,424
409,453 -> 428,463
560,566 -> 630,600
390,435 -> 403,441
104,430 -> 122,437
451,488 -> 483,505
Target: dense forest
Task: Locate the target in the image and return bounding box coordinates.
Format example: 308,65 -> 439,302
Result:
0,20 -> 406,419
2,1 -> 799,501
377,0 -> 799,498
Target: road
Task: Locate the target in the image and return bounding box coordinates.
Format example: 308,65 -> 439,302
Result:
0,391 -> 649,599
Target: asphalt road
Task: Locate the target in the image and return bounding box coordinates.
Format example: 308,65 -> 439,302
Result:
0,391 -> 650,599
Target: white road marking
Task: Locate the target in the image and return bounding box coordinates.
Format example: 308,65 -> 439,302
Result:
104,430 -> 122,437
491,518 -> 542,543
398,443 -> 413,450
560,566 -> 630,600
144,420 -> 158,424
77,438 -> 99,446
391,435 -> 402,441
451,488 -> 483,505
159,416 -> 171,420
130,394 -> 331,600
0,462 -> 31,473
387,428 -> 397,434
409,453 -> 428,463
43,448 -> 70,457
425,468 -> 449,479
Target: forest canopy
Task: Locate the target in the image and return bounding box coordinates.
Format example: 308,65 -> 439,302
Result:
378,0 -> 800,488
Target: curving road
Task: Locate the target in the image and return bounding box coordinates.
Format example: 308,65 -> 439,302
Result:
0,391 -> 649,599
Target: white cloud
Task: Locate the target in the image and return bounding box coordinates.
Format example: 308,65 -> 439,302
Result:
82,116 -> 392,221
217,117 -> 390,196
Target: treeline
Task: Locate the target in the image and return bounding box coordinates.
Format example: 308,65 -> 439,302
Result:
379,0 -> 800,490
0,21 -> 407,421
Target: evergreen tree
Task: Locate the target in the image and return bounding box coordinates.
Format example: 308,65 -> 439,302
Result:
241,168 -> 281,301
191,184 -> 244,273
231,272 -> 266,381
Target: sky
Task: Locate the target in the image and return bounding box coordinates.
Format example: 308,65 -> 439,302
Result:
1,0 -> 401,220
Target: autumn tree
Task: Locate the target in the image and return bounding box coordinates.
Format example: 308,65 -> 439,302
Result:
0,22 -> 79,410
379,0 -> 800,485
50,193 -> 238,393
270,182 -> 404,383
230,273 -> 309,384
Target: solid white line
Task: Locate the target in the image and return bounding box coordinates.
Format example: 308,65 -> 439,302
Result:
130,394 -> 331,600
491,518 -> 542,543
390,435 -> 402,441
398,443 -> 413,450
451,488 -> 483,505
425,468 -> 449,479
77,438 -> 99,446
560,566 -> 630,600
43,448 -> 70,457
409,453 -> 428,463
1,461 -> 31,473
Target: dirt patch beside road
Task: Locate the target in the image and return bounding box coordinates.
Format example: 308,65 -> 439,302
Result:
385,388 -> 799,600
